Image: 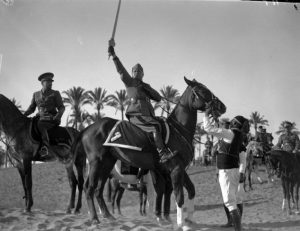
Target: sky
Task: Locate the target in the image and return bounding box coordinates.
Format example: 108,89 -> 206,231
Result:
0,0 -> 299,143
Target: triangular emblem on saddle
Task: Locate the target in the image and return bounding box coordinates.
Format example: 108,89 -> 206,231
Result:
103,118 -> 170,152
30,117 -> 73,156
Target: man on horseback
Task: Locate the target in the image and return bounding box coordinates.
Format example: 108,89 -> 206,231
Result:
108,39 -> 175,164
24,72 -> 65,157
203,110 -> 249,231
275,121 -> 299,153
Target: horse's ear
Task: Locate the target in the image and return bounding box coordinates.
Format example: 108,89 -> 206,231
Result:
184,76 -> 193,86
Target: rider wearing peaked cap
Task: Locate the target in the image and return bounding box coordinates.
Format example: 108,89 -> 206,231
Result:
108,38 -> 176,164
24,72 -> 65,157
203,110 -> 249,231
275,121 -> 299,153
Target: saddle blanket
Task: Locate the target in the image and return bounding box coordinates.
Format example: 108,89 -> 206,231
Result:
103,119 -> 169,153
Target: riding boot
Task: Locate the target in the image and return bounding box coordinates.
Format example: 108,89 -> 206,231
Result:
237,203 -> 243,219
40,129 -> 50,157
230,209 -> 242,231
220,204 -> 232,227
153,131 -> 176,164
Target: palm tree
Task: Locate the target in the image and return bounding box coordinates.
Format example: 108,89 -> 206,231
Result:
249,111 -> 269,136
275,121 -> 299,135
87,87 -> 112,122
155,85 -> 180,116
107,89 -> 129,120
63,87 -> 90,130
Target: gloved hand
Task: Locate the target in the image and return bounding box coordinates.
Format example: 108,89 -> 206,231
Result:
108,46 -> 115,57
108,38 -> 116,57
239,173 -> 246,183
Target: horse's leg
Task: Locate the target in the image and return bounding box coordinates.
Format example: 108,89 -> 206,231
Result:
150,170 -> 165,223
139,185 -> 144,216
291,180 -> 296,209
183,171 -> 196,224
16,164 -> 27,205
295,182 -> 300,214
142,185 -> 147,216
163,173 -> 173,222
111,187 -> 116,214
287,179 -> 292,215
85,158 -> 101,223
74,159 -> 85,214
170,165 -> 185,228
65,161 -> 78,214
116,187 -> 124,215
23,158 -> 33,212
282,177 -> 288,214
94,153 -> 116,220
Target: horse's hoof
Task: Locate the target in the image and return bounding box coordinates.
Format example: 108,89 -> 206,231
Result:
164,215 -> 173,223
74,209 -> 81,214
104,215 -> 116,221
24,208 -> 32,214
156,216 -> 164,226
184,218 -> 195,226
91,219 -> 100,225
295,210 -> 300,215
66,209 -> 72,214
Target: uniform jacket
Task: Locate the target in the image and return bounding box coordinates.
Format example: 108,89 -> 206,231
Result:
24,89 -> 65,120
112,56 -> 161,117
276,132 -> 300,152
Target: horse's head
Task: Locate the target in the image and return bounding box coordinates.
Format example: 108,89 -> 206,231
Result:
184,77 -> 226,120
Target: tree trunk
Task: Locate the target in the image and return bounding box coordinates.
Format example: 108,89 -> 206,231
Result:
121,109 -> 124,121
5,150 -> 8,168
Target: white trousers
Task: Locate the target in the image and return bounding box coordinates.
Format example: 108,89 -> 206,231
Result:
219,168 -> 240,211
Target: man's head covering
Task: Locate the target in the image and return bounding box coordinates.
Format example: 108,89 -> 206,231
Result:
230,115 -> 249,132
283,121 -> 293,128
132,63 -> 143,73
38,72 -> 54,82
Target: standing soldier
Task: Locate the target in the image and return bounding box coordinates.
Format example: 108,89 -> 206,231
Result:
275,121 -> 300,153
203,109 -> 249,231
24,72 -> 65,157
107,39 -> 176,164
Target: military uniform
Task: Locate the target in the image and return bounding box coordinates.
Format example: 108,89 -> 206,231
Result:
276,132 -> 300,153
110,50 -> 174,163
24,73 -> 65,149
255,131 -> 272,153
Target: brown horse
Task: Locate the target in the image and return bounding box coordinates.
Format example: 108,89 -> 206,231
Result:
73,77 -> 226,227
0,94 -> 86,214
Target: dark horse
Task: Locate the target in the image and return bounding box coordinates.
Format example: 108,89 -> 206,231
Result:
107,176 -> 148,216
74,77 -> 226,227
268,150 -> 300,215
0,94 -> 86,213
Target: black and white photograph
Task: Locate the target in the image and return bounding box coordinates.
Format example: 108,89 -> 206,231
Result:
0,0 -> 300,230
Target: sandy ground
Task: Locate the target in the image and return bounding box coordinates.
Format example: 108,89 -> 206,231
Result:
1,162 -> 300,231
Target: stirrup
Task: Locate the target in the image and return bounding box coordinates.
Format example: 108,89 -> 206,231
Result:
39,146 -> 49,157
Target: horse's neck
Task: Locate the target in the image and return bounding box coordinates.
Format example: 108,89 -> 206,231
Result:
169,104 -> 197,142
1,112 -> 28,138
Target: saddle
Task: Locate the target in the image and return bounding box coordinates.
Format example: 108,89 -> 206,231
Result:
104,118 -> 169,175
104,117 -> 169,153
30,116 -> 73,148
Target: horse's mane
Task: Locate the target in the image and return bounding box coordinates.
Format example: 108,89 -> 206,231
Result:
0,94 -> 24,118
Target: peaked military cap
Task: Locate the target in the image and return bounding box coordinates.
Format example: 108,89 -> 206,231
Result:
132,63 -> 143,72
38,72 -> 54,82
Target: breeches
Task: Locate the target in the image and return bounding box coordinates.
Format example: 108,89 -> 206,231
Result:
218,168 -> 239,211
129,116 -> 161,134
37,120 -> 57,144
